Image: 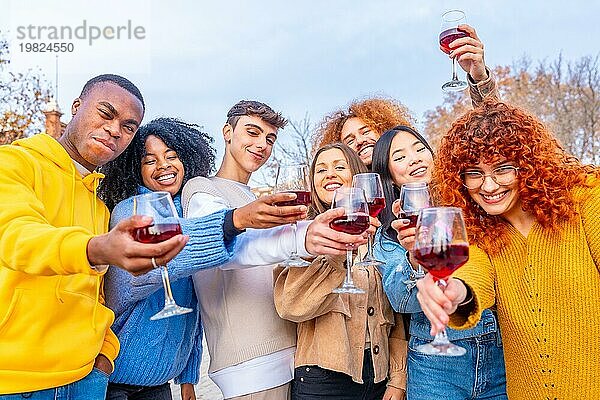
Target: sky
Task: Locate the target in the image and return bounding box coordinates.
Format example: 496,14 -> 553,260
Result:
3,0 -> 599,186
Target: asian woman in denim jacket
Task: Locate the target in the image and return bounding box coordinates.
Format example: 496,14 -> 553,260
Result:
371,125 -> 507,400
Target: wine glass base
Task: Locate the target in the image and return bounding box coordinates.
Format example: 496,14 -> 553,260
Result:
150,304 -> 193,320
355,258 -> 385,267
416,341 -> 466,356
332,284 -> 365,294
280,256 -> 311,268
442,79 -> 468,92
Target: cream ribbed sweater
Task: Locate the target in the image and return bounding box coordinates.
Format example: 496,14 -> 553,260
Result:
451,183 -> 600,399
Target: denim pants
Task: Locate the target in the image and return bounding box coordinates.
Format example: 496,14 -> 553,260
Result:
291,349 -> 388,400
0,368 -> 109,400
106,382 -> 171,400
407,332 -> 507,400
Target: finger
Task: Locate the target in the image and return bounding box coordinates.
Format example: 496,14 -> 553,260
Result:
391,219 -> 409,233
116,215 -> 154,231
391,200 -> 402,217
265,192 -> 297,205
317,207 -> 346,223
271,205 -> 308,216
311,236 -> 354,252
457,24 -> 480,41
369,216 -> 381,228
132,234 -> 188,259
156,235 -> 189,265
451,45 -> 484,58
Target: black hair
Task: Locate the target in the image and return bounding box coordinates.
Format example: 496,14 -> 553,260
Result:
371,125 -> 434,243
98,117 -> 215,210
226,100 -> 287,129
80,74 -> 145,110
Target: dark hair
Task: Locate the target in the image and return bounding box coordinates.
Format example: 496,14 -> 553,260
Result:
308,142 -> 368,217
98,117 -> 215,210
226,100 -> 287,130
371,125 -> 434,243
80,74 -> 145,110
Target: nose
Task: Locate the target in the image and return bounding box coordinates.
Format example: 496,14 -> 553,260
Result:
480,174 -> 499,192
157,157 -> 172,170
325,167 -> 337,179
255,135 -> 267,150
104,120 -> 121,139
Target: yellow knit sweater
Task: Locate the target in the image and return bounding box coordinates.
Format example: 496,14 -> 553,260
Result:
450,183 -> 600,400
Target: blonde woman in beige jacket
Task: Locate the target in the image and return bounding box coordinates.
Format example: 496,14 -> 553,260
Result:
274,143 -> 407,400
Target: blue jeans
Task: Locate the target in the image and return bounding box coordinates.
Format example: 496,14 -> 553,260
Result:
407,333 -> 507,400
0,368 -> 109,400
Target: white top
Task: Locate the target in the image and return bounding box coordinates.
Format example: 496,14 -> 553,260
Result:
187,181 -> 314,397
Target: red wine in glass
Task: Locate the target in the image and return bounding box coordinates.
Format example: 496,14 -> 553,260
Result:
413,243 -> 469,280
368,197 -> 386,217
330,213 -> 370,235
439,28 -> 468,54
134,223 -> 182,244
399,211 -> 419,230
274,190 -> 312,207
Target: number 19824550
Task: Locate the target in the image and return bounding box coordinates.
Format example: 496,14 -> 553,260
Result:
19,42 -> 74,52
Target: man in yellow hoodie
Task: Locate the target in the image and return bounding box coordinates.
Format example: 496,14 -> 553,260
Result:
0,74 -> 188,399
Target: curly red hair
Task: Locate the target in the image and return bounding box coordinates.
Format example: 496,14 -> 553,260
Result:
313,97 -> 414,152
433,99 -> 599,255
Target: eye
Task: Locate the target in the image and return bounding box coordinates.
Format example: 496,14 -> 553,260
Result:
315,168 -> 326,174
417,146 -> 427,153
335,165 -> 347,171
393,155 -> 405,162
266,136 -> 276,146
247,129 -> 259,136
495,165 -> 515,175
167,155 -> 179,161
463,171 -> 483,178
123,125 -> 135,133
344,137 -> 355,146
143,158 -> 156,166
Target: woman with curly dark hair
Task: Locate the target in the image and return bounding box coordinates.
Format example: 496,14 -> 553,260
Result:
97,117 -> 230,400
415,100 -> 600,400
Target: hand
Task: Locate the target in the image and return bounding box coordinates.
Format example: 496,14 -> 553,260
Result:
305,207 -> 368,256
415,274 -> 468,336
391,219 -> 415,252
87,215 -> 189,276
180,383 -> 196,400
367,215 -> 381,236
233,192 -> 308,229
383,386 -> 406,400
445,24 -> 488,82
93,354 -> 113,375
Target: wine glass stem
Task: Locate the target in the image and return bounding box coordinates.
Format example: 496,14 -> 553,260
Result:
432,328 -> 452,346
345,247 -> 355,286
291,222 -> 298,257
160,265 -> 177,305
366,233 -> 374,259
451,57 -> 459,81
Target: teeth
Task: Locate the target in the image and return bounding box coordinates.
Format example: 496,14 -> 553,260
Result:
410,167 -> 427,176
324,183 -> 341,191
157,173 -> 175,182
482,192 -> 505,200
358,145 -> 373,156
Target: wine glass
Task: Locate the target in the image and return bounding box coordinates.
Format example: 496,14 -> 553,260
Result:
398,182 -> 431,277
329,187 -> 370,294
352,173 -> 385,267
439,10 -> 469,92
274,164 -> 312,267
413,207 -> 469,356
132,191 -> 193,320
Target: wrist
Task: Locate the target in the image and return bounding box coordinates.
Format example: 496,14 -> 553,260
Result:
87,235 -> 108,267
468,66 -> 490,84
231,208 -> 245,230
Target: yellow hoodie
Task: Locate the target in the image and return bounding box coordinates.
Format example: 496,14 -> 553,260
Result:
0,133 -> 119,393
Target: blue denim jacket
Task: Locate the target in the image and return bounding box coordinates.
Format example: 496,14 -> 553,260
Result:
373,229 -> 499,341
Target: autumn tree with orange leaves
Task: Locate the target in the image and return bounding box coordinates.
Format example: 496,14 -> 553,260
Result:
0,35 -> 52,145
423,55 -> 600,164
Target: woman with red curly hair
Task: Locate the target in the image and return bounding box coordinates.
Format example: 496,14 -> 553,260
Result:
415,99 -> 600,399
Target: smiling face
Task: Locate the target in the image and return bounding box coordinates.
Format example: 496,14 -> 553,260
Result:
465,159 -> 522,220
140,135 -> 185,196
60,82 -> 144,171
313,148 -> 354,206
224,115 -> 278,176
388,130 -> 434,186
340,117 -> 380,166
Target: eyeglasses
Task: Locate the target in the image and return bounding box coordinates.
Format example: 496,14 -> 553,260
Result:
461,165 -> 519,190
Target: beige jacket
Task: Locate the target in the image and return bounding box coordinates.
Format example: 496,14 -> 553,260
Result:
274,255 -> 407,391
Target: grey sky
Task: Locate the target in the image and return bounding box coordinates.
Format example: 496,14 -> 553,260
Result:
3,0 -> 599,185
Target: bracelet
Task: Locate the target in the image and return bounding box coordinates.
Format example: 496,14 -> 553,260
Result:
458,291 -> 474,307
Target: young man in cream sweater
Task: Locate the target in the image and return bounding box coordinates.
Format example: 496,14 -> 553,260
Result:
182,100 -> 365,400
